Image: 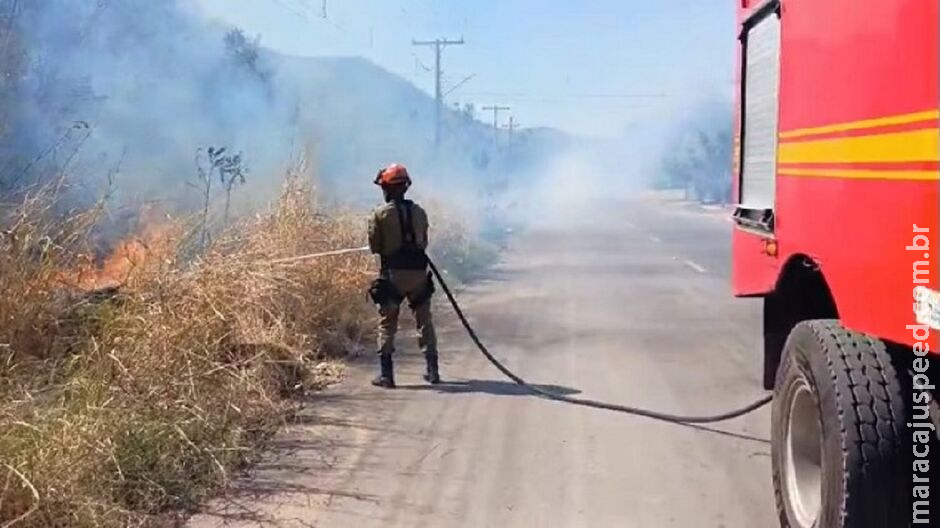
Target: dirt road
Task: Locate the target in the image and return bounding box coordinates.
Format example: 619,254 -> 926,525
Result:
190,197 -> 777,527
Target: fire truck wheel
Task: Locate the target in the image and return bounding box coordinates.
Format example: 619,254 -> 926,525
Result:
772,320 -> 907,528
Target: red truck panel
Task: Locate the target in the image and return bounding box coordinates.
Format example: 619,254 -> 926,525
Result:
732,0 -> 940,348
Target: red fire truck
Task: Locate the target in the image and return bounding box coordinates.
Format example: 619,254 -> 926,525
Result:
732,0 -> 939,526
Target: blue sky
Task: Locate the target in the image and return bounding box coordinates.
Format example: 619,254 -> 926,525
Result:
192,0 -> 736,137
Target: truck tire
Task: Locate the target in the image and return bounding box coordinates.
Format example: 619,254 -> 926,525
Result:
772,320 -> 908,528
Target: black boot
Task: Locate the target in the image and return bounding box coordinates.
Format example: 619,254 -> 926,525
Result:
371,353 -> 396,389
423,354 -> 441,385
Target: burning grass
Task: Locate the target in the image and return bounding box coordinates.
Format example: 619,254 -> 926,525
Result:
0,177 -> 373,526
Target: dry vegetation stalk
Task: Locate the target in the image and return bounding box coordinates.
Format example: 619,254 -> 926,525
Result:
0,176 -> 372,526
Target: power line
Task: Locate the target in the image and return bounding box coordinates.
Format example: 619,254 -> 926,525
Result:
269,0 -> 344,31
412,37 -> 465,147
463,91 -> 667,100
269,0 -> 309,19
443,73 -> 476,98
412,54 -> 432,74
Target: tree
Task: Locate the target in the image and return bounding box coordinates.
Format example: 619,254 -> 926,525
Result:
693,126 -> 732,204
659,105 -> 734,204
193,146 -> 247,246
217,150 -> 247,225
462,103 -> 475,122
223,28 -> 270,86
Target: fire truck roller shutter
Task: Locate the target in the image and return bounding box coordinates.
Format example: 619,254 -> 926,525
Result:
739,4 -> 781,212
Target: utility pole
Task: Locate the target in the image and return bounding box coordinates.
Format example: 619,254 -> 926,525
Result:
412,37 -> 465,147
482,104 -> 510,144
502,116 -> 519,150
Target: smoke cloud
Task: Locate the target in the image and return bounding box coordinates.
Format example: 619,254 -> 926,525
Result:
0,1 -> 566,220
1,1 -> 301,207
0,0 -> 732,238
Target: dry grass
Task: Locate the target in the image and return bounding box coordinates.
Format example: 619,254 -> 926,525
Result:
0,176 -> 374,526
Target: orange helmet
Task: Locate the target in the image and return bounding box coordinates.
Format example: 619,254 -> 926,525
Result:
374,163 -> 412,187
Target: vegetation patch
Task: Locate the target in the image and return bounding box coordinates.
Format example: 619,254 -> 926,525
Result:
0,177 -> 373,527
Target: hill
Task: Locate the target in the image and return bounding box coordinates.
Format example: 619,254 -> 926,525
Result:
271,53 -> 575,203
0,0 -> 576,217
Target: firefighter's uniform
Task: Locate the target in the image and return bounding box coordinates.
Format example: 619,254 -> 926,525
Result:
368,200 -> 437,357
367,163 -> 439,388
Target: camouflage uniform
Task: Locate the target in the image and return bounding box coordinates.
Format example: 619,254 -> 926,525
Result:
368,200 -> 438,359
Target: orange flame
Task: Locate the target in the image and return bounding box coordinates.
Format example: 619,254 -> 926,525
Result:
63,216 -> 173,291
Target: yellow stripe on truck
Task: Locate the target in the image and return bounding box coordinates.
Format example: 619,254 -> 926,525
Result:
778,110 -> 940,140
777,129 -> 939,164
778,168 -> 939,181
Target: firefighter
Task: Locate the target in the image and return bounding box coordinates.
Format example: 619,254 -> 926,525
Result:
367,163 -> 439,388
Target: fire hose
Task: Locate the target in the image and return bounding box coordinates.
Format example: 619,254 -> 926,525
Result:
275,246 -> 773,425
